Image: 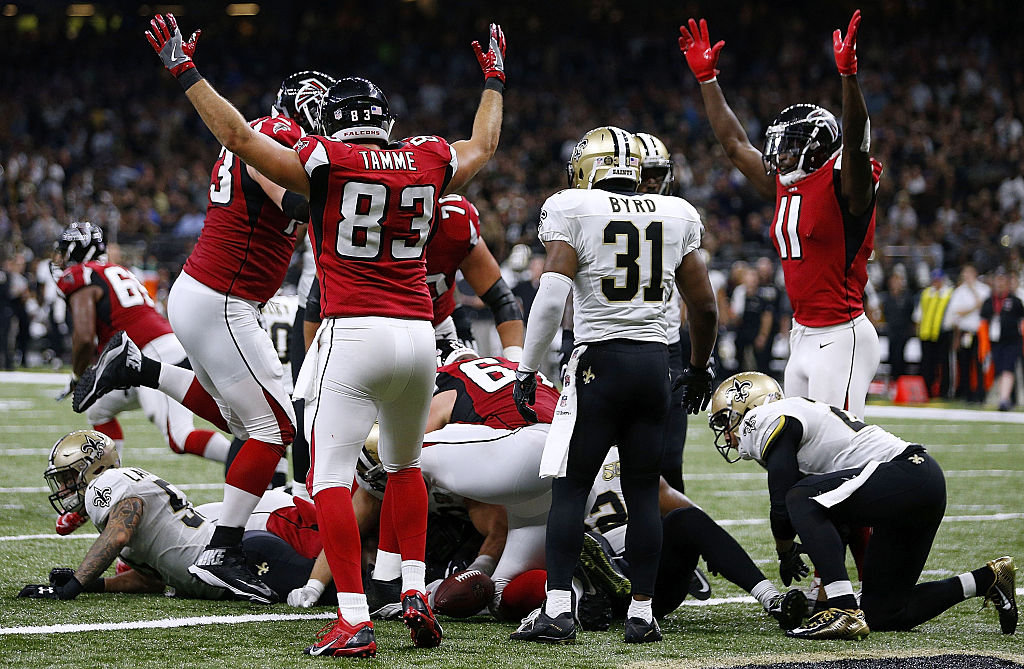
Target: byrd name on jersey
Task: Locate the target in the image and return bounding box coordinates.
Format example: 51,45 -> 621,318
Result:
538,189 -> 703,344
772,153 -> 883,327
297,134 -> 458,320
435,356 -> 558,429
426,194 -> 481,326
184,115 -> 305,305
58,261 -> 172,351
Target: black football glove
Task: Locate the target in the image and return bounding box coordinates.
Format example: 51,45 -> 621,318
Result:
512,370 -> 539,423
675,363 -> 714,415
778,542 -> 810,587
18,577 -> 83,600
48,567 -> 77,588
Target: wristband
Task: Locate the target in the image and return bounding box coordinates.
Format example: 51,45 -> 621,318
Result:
177,68 -> 202,92
84,577 -> 105,593
502,346 -> 523,362
468,554 -> 497,577
62,577 -> 84,599
304,578 -> 326,599
484,78 -> 505,93
281,190 -> 309,222
699,76 -> 718,85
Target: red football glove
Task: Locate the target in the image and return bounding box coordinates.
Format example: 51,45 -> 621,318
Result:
678,18 -> 725,84
471,23 -> 507,85
145,13 -> 201,79
55,511 -> 86,536
833,9 -> 861,76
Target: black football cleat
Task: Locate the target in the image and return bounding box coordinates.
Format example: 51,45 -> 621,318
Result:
366,576 -> 402,619
401,590 -> 444,648
579,531 -> 631,601
786,607 -> 869,640
510,607 -> 577,644
305,614 -> 377,658
624,616 -> 662,643
575,572 -> 612,631
983,556 -> 1018,634
188,546 -> 279,604
687,567 -> 712,601
767,588 -> 808,630
73,331 -> 144,413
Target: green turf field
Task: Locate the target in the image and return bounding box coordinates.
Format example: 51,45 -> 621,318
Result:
0,373 -> 1021,668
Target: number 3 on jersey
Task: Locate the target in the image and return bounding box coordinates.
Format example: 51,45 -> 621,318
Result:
773,195 -> 803,260
336,181 -> 435,261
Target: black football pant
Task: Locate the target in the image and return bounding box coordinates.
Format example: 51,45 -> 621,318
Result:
546,340 -> 670,598
290,305 -> 311,484
662,339 -> 688,493
242,530 -> 335,604
785,446 -> 967,630
652,506 -> 768,618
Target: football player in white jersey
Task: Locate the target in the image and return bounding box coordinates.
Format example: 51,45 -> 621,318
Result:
708,372 -> 1018,639
511,126 -> 718,644
19,430 -> 326,603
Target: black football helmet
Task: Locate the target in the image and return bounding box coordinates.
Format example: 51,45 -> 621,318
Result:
272,70 -> 337,134
51,221 -> 105,279
762,104 -> 841,185
318,77 -> 394,144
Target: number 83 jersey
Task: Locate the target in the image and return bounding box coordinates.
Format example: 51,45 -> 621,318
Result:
538,189 -> 703,344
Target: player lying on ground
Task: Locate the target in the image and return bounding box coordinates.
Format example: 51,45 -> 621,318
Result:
19,430 -> 325,603
708,371 -> 1018,639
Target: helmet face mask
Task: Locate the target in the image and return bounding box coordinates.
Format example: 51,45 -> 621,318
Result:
708,372 -> 783,463
51,221 -> 105,280
436,338 -> 478,367
634,132 -> 674,195
762,104 -> 841,186
318,77 -> 395,144
273,71 -> 338,135
44,430 -> 120,514
354,424 -> 387,499
566,126 -> 642,191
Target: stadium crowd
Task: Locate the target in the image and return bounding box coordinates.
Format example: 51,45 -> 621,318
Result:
1,0 -> 1023,406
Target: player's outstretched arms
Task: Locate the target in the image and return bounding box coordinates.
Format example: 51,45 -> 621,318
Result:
678,19 -> 775,201
447,23 -> 506,194
145,13 -> 309,197
834,9 -> 873,216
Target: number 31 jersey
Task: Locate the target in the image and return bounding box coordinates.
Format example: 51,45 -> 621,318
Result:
297,134 -> 458,320
538,189 -> 703,344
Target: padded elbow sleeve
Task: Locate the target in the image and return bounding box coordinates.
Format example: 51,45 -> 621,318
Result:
281,191 -> 309,222
481,278 -> 523,325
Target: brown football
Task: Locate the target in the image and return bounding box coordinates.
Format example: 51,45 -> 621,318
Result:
433,569 -> 495,618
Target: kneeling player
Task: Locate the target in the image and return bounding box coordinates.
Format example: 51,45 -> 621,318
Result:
707,372 -> 1017,639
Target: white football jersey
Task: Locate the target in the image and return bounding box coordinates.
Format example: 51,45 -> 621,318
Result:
85,467 -> 222,599
261,294 -> 299,393
583,447 -> 627,555
737,397 -> 910,475
538,188 -> 703,344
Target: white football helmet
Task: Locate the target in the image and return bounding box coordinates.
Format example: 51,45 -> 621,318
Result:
708,372 -> 783,463
44,430 -> 120,514
635,132 -> 675,195
566,126 -> 642,190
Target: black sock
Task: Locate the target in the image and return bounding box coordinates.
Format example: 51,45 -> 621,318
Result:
209,525 -> 244,549
972,566 -> 995,594
827,594 -> 858,611
139,357 -> 161,388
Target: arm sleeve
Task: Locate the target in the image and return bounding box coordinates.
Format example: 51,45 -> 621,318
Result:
518,272 -> 573,373
761,416 -> 805,542
304,276 -> 321,323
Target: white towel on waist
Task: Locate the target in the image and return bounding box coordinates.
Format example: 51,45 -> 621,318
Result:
539,345 -> 586,478
292,319 -> 330,403
811,461 -> 881,508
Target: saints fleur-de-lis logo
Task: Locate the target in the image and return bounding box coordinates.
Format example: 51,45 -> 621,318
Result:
80,433 -> 106,458
728,379 -> 753,403
582,367 -> 595,384
256,562 -> 270,576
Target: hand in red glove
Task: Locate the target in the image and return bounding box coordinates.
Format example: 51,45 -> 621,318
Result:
471,23 -> 507,86
678,18 -> 725,84
145,13 -> 201,79
833,9 -> 861,76
55,511 -> 86,536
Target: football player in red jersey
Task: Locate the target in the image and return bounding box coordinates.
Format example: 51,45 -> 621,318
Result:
73,68 -> 337,605
429,194 -> 524,360
678,11 -> 881,419
138,14 -> 505,657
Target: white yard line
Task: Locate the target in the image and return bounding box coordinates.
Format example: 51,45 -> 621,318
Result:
0,482 -> 223,494
0,371 -> 67,385
864,405 -> 1024,423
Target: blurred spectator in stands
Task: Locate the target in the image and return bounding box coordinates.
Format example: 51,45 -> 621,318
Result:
914,268 -> 953,398
0,261 -> 9,370
947,264 -> 991,402
2,252 -> 31,367
882,270 -> 915,381
980,271 -> 1024,411
512,252 -> 545,322
731,265 -> 776,376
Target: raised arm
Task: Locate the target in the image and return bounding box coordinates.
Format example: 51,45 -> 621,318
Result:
446,24 -> 506,194
833,9 -> 874,216
679,19 -> 775,201
145,14 -> 309,196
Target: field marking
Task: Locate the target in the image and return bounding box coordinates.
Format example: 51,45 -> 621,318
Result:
0,371 -> 68,385
0,532 -> 99,541
0,446 -> 177,457
864,405 -> 1024,423
0,611 -> 335,635
0,482 -> 223,494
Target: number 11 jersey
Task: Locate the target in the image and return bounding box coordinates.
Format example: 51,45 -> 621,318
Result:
297,134 -> 458,320
537,189 -> 703,344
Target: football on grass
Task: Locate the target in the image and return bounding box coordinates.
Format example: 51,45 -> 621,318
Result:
433,569 -> 495,618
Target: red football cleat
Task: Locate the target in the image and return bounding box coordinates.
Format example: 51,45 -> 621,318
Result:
401,590 -> 444,648
305,613 -> 376,658
56,512 -> 86,536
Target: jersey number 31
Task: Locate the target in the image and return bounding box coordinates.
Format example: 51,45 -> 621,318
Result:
601,220 -> 664,302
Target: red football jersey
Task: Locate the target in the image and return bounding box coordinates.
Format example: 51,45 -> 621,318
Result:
58,261 -> 173,350
296,134 -> 458,320
426,194 -> 481,326
434,356 -> 558,429
183,116 -> 304,304
770,153 -> 883,327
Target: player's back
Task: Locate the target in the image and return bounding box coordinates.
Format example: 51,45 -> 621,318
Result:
297,134 -> 458,321
85,467 -> 221,598
426,194 -> 481,326
58,261 -> 172,350
435,356 -> 558,429
538,188 -> 704,344
184,116 -> 304,305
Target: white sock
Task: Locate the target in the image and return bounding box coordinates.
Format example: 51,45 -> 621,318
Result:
158,364 -> 195,403
372,550 -> 401,581
544,589 -> 572,617
959,572 -> 977,598
219,484 -> 261,528
401,559 -> 426,595
627,598 -> 653,623
338,591 -> 370,625
751,579 -> 780,609
202,433 -> 231,463
823,580 -> 855,600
